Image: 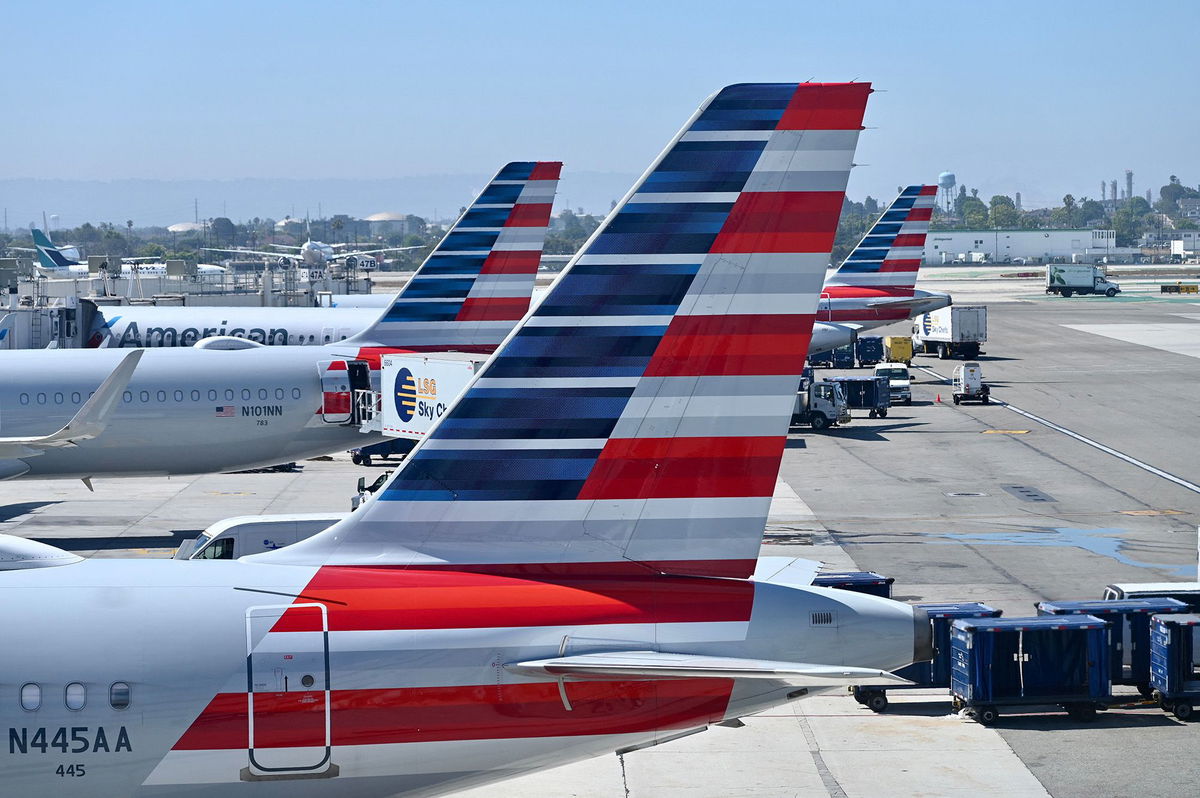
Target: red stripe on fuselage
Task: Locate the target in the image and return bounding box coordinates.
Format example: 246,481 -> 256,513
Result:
777,82 -> 871,131
578,436 -> 785,501
821,286 -> 914,299
712,192 -> 845,254
270,566 -> 755,633
644,313 -> 814,377
173,679 -> 732,751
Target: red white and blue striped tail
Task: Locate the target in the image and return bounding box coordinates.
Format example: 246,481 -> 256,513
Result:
347,161 -> 561,352
265,84 -> 870,578
826,184 -> 936,294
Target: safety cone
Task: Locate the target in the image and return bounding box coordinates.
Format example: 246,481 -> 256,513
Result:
936,393 -> 942,403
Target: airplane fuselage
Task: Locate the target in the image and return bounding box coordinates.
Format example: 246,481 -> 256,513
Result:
0,557 -> 919,797
92,306 -> 381,348
0,347 -> 379,479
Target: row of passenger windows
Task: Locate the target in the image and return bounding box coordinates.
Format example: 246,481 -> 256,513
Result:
18,387 -> 305,405
20,682 -> 131,712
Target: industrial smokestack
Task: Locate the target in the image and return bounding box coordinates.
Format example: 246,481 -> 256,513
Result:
1015,192 -> 1022,211
1126,169 -> 1133,203
1111,179 -> 1118,202
1101,181 -> 1106,202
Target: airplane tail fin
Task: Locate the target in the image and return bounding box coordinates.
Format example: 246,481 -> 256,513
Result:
826,185 -> 936,294
31,228 -> 81,270
261,84 -> 870,577
344,162 -> 561,351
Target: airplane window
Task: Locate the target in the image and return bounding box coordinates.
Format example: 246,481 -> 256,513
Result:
140,391 -> 150,402
65,683 -> 86,711
109,682 -> 131,710
71,392 -> 81,403
208,389 -> 217,401
275,388 -> 284,400
224,389 -> 234,400
241,389 -> 251,400
190,390 -> 200,401
19,393 -> 28,405
54,392 -> 64,404
20,683 -> 41,711
123,391 -> 132,403
157,390 -> 167,402
258,388 -> 268,400
308,335 -> 315,343
292,388 -> 302,399
37,393 -> 46,404
323,335 -> 331,343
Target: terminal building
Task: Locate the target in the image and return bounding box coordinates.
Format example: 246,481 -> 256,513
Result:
924,229 -> 1130,264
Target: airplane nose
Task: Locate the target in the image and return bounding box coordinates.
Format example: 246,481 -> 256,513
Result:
913,606 -> 934,662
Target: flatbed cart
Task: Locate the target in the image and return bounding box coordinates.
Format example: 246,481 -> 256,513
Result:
852,602 -> 1000,712
825,375 -> 891,418
950,615 -> 1111,725
1149,613 -> 1200,720
1037,598 -> 1190,696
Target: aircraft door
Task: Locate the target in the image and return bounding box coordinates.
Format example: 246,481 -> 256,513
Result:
818,292 -> 832,321
318,360 -> 352,423
245,603 -> 334,778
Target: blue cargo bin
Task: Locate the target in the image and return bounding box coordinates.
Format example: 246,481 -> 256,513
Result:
855,336 -> 884,367
853,602 -> 1001,712
831,344 -> 855,368
1037,598 -> 1189,694
811,571 -> 894,598
1149,613 -> 1200,721
950,615 -> 1110,724
809,349 -> 834,368
826,376 -> 891,418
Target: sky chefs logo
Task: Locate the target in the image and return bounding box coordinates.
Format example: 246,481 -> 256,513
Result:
394,368 -> 417,422
921,314 -> 933,336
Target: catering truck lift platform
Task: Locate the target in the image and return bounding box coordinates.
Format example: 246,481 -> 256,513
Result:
950,615 -> 1110,724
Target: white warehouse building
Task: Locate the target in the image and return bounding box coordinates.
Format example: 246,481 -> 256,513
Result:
925,229 -> 1122,264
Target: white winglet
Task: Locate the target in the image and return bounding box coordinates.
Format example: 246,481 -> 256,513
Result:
0,348 -> 144,458
507,651 -> 913,687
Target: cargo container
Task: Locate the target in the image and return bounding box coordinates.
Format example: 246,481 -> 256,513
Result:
882,335 -> 912,365
811,571 -> 894,598
831,344 -> 855,368
854,335 -> 884,367
1037,598 -> 1189,694
1149,613 -> 1200,720
950,615 -> 1110,724
825,375 -> 890,418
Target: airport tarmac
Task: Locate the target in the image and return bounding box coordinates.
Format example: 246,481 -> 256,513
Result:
1,270 -> 1198,797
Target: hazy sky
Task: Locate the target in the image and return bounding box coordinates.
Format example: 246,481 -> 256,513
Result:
2,1 -> 1195,220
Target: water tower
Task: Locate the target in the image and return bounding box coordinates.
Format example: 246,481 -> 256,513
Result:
937,172 -> 956,214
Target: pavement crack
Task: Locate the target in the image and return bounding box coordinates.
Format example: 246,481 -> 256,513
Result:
795,711 -> 847,798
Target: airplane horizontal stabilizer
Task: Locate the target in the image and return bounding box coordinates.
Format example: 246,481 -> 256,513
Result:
508,651 -> 912,686
751,556 -> 823,587
863,295 -> 938,309
0,348 -> 143,458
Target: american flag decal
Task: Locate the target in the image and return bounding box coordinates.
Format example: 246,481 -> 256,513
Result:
215,406 -> 236,417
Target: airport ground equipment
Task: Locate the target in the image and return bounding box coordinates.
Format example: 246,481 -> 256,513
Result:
1149,614 -> 1200,720
882,335 -> 912,364
950,615 -> 1110,724
1103,582 -> 1200,609
874,362 -> 912,405
808,349 -> 834,367
812,571 -> 894,598
1037,598 -> 1190,695
826,375 -> 891,418
831,344 -> 855,368
1046,264 -> 1121,297
854,602 -> 1001,712
951,362 -> 990,404
792,375 -> 851,430
912,305 -> 987,359
855,335 -> 884,367
1160,283 -> 1199,294
350,439 -> 415,466
175,513 -> 345,560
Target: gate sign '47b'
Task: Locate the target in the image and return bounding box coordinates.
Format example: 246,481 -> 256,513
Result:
380,353 -> 483,439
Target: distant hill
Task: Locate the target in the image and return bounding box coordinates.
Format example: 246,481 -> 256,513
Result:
0,171 -> 639,229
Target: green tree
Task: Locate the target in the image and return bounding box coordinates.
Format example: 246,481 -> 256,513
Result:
1078,199 -> 1106,224
988,195 -> 1019,227
210,217 -> 237,245
1061,194 -> 1077,226
960,195 -> 988,228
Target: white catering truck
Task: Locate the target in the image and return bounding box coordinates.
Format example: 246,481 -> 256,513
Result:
912,305 -> 987,360
1046,264 -> 1121,297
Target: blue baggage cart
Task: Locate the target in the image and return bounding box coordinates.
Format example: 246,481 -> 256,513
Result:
811,571 -> 894,598
1037,598 -> 1189,694
855,335 -> 884,367
950,615 -> 1110,724
853,602 -> 1001,712
831,344 -> 855,368
809,349 -> 834,368
1149,613 -> 1200,720
826,375 -> 890,418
